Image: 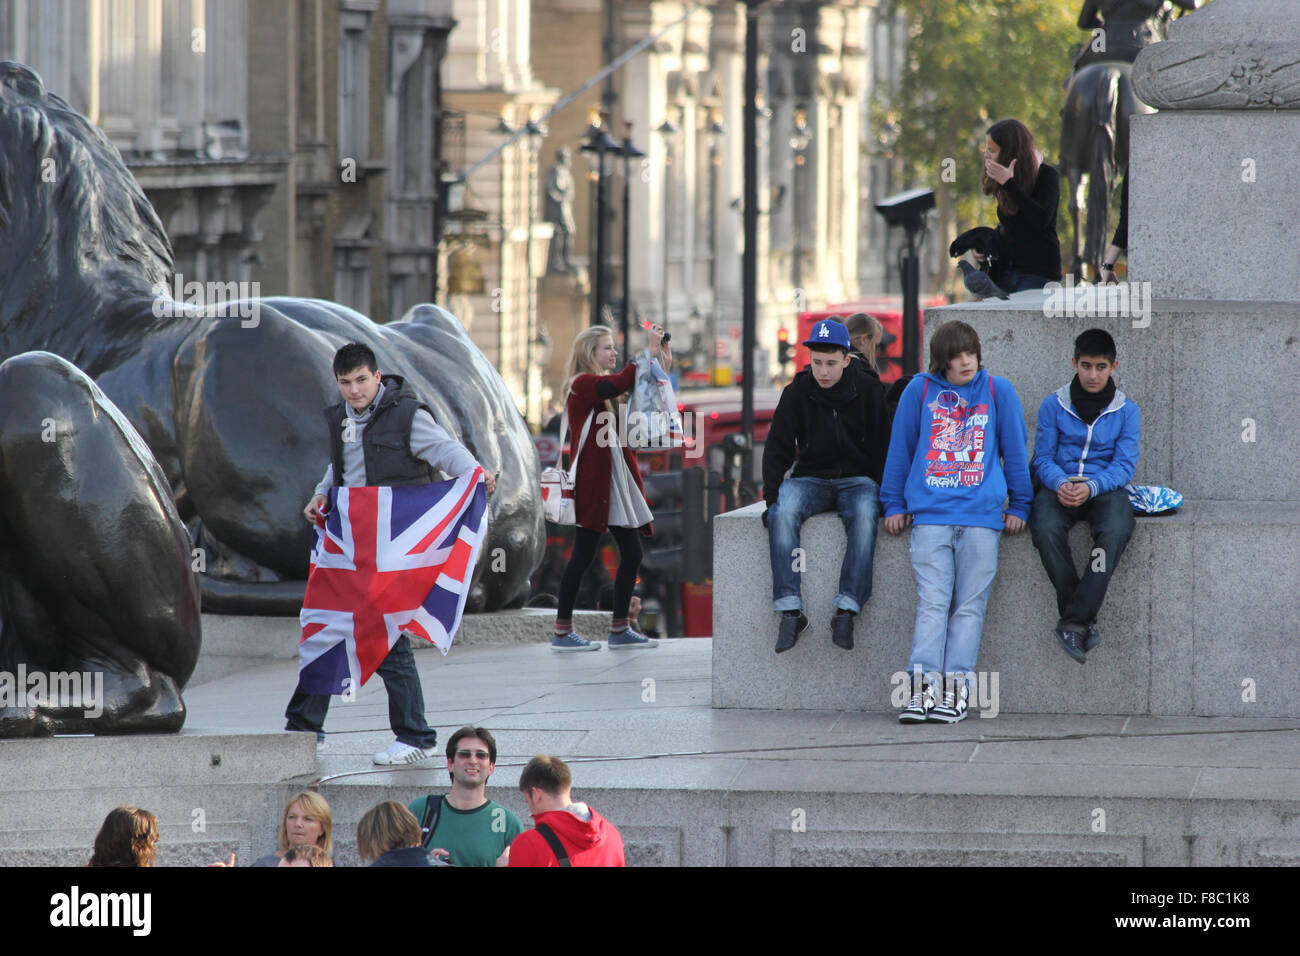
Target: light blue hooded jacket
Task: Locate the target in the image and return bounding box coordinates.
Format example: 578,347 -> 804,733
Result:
1032,384 -> 1140,498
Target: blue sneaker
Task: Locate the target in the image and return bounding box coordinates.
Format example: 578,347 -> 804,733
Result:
551,632 -> 601,652
608,628 -> 658,650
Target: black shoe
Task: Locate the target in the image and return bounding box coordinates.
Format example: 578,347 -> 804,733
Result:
775,611 -> 808,653
1053,626 -> 1087,664
1083,623 -> 1102,652
831,610 -> 855,650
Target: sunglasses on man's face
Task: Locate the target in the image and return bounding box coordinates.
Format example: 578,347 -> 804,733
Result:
456,750 -> 492,760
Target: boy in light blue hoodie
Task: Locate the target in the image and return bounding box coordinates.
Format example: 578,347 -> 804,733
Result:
882,321 -> 1033,723
1028,328 -> 1139,665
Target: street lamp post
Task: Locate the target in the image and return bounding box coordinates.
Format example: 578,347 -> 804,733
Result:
707,109 -> 725,384
581,121 -> 623,329
789,105 -> 812,295
494,115 -> 517,378
654,117 -> 679,335
620,122 -> 645,365
524,118 -> 546,426
741,0 -> 763,494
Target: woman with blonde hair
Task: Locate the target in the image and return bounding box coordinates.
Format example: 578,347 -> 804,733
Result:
89,806 -> 160,867
249,790 -> 333,866
552,323 -> 671,651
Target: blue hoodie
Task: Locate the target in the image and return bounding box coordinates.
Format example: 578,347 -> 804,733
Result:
881,369 -> 1033,529
1032,383 -> 1139,498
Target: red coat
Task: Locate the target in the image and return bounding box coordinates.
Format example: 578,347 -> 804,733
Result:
508,806 -> 626,867
564,363 -> 652,535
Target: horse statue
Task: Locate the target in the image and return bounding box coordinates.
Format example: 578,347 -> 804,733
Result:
1059,1 -> 1196,279
0,61 -> 545,619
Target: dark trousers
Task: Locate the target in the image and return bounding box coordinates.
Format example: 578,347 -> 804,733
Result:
556,526 -> 642,623
284,634 -> 437,748
1029,486 -> 1135,632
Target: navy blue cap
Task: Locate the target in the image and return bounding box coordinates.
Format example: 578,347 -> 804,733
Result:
802,319 -> 851,350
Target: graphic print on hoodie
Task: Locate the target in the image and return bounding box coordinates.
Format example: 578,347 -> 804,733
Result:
925,387 -> 990,489
880,369 -> 1033,531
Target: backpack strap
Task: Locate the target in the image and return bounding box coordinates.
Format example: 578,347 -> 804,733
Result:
534,823 -> 571,867
419,794 -> 442,848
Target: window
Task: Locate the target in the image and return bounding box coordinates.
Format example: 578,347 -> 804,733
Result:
339,4 -> 376,164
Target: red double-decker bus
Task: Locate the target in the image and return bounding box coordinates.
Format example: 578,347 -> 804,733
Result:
792,294 -> 948,382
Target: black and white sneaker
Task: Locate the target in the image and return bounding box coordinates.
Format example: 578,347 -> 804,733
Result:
929,678 -> 969,723
899,678 -> 937,724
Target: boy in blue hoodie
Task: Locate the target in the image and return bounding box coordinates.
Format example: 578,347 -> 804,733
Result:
882,321 -> 1032,723
1029,328 -> 1139,664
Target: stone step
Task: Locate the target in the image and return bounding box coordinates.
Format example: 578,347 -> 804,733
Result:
0,732 -> 315,867
713,499 -> 1300,716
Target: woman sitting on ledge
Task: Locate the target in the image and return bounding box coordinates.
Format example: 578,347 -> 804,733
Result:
978,118 -> 1063,292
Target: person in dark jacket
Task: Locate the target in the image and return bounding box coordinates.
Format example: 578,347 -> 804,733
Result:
977,118 -> 1063,291
358,802 -> 437,867
290,342 -> 495,767
762,319 -> 889,654
551,324 -> 671,651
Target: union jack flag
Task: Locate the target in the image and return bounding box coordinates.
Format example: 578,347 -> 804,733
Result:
296,469 -> 488,695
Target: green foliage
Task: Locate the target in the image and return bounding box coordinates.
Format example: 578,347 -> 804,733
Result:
871,1 -> 1083,276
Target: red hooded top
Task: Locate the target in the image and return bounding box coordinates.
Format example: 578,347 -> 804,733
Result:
564,362 -> 652,536
508,805 -> 626,867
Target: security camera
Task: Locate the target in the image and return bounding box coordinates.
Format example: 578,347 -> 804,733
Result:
874,188 -> 935,230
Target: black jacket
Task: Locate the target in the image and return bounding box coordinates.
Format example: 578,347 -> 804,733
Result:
989,163 -> 1063,283
326,374 -> 436,487
762,362 -> 889,506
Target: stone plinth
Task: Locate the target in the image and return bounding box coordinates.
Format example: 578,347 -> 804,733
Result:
713,499 -> 1300,717
919,297 -> 1300,501
1129,0 -> 1300,301
712,295 -> 1300,715
1129,112 -> 1300,301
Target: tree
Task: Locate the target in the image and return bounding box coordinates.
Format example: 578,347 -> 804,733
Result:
871,1 -> 1082,295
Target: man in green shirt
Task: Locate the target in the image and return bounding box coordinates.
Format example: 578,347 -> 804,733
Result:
408,726 -> 524,866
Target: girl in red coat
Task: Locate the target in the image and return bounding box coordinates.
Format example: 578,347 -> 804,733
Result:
552,323 -> 671,650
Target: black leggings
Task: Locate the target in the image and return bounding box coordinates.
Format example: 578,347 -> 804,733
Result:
557,526 -> 643,623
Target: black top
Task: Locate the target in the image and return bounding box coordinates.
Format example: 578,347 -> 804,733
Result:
325,374 -> 436,487
762,362 -> 889,506
990,163 -> 1063,283
370,846 -> 437,867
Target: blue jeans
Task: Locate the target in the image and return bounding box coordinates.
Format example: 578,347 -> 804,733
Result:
767,476 -> 880,614
284,634 -> 438,748
907,524 -> 1001,681
999,270 -> 1054,292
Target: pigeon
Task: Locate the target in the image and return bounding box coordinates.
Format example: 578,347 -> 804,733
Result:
958,260 -> 1010,300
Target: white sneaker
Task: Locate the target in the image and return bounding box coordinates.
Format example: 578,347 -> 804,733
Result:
372,741 -> 438,766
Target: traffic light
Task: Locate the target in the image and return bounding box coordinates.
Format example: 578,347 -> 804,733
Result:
640,467 -> 709,583
777,328 -> 793,368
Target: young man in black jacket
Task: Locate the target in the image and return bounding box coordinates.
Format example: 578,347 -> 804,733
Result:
762,319 -> 889,653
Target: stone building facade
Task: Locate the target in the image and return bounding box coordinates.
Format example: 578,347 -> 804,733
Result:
529,0 -> 910,392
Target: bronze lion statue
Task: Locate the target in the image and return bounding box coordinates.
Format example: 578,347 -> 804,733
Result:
0,61 -> 544,621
